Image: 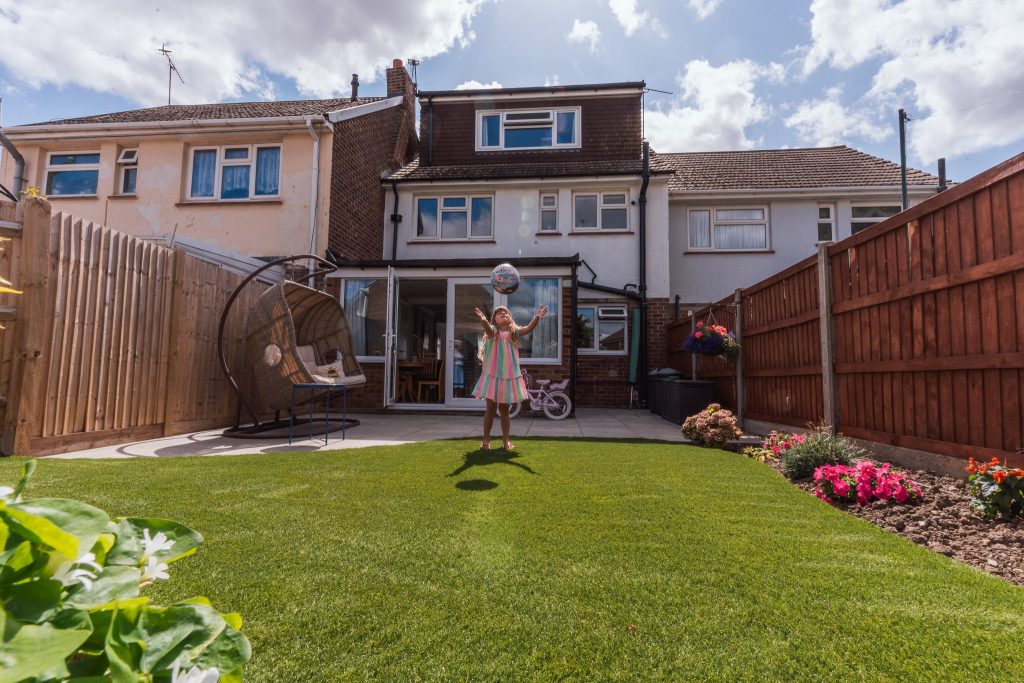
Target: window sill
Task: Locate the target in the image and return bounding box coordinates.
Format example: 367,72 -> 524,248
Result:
578,350 -> 628,356
520,358 -> 562,366
535,231 -> 561,236
684,249 -> 775,255
108,194 -> 137,200
569,230 -> 632,236
176,199 -> 283,206
407,238 -> 497,244
50,194 -> 98,200
356,356 -> 385,364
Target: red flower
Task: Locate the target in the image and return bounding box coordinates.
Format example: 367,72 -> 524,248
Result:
694,331 -> 703,338
993,470 -> 1007,484
696,321 -> 704,328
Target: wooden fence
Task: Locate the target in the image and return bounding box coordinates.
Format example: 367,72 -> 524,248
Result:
667,150 -> 1024,467
0,198 -> 269,455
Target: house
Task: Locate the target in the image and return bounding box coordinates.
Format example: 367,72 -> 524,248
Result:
656,146 -> 942,307
0,59 -> 417,261
331,81 -> 677,411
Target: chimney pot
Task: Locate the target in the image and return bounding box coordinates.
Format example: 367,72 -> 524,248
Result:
393,58 -> 403,68
351,74 -> 359,101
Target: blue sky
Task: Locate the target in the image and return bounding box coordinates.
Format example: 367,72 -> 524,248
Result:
1,0 -> 1022,181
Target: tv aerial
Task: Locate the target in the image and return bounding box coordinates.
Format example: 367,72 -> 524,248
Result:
158,44 -> 185,105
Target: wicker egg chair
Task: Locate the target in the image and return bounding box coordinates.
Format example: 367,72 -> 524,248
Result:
245,280 -> 366,413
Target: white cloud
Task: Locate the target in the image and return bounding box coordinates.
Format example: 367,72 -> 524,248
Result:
784,86 -> 889,146
0,0 -> 487,105
802,0 -> 1024,162
644,59 -> 783,151
688,0 -> 722,19
608,0 -> 667,37
455,80 -> 503,90
543,74 -> 561,87
567,19 -> 601,54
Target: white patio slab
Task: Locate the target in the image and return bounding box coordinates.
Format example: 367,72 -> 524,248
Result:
48,409 -> 690,459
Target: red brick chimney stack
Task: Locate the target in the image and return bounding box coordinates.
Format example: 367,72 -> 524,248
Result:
385,58 -> 416,140
350,74 -> 359,101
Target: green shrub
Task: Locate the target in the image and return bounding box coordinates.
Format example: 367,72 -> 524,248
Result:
781,424 -> 861,480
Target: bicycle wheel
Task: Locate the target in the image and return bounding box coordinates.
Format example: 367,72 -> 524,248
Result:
542,391 -> 572,420
508,400 -> 524,419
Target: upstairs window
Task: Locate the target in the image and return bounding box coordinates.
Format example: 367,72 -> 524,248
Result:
573,191 -> 629,231
539,193 -> 558,232
817,204 -> 834,242
477,108 -> 580,151
851,204 -> 900,234
188,144 -> 281,201
415,195 -> 493,240
688,207 -> 769,251
117,148 -> 138,195
45,152 -> 100,196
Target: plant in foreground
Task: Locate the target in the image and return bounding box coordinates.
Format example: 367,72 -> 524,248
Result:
966,456 -> 1024,520
814,461 -> 923,506
743,431 -> 807,462
0,460 -> 251,682
681,403 -> 742,448
781,424 -> 861,480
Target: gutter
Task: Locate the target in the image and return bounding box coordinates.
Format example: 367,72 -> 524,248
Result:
305,117 -> 323,256
390,179 -> 400,261
638,141 -> 650,399
668,184 -> 941,199
426,96 -> 433,167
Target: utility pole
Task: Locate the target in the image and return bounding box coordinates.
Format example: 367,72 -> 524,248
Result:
898,108 -> 910,210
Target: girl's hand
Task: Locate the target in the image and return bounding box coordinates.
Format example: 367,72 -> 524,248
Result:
535,305 -> 549,319
474,307 -> 489,323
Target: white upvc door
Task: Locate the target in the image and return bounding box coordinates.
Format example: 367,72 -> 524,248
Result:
446,278 -> 497,407
383,266 -> 398,407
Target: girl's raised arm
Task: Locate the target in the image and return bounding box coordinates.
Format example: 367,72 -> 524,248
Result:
518,305 -> 549,336
474,307 -> 495,336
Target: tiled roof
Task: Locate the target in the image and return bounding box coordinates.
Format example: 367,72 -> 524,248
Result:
22,98 -> 385,126
388,155 -> 675,182
654,145 -> 940,192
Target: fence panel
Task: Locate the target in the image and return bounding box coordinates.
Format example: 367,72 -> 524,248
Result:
664,295 -> 737,410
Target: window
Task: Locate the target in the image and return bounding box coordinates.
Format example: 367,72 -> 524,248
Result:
506,278 -> 561,362
117,148 -> 138,195
540,193 -> 558,232
342,279 -> 388,358
477,108 -> 580,150
45,152 -> 100,196
573,192 -> 629,231
187,144 -> 280,201
415,195 -> 493,240
851,205 -> 900,234
817,204 -> 834,242
688,207 -> 769,251
576,305 -> 627,354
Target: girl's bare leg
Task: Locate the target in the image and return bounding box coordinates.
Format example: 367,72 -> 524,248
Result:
499,404 -> 513,449
482,399 -> 496,448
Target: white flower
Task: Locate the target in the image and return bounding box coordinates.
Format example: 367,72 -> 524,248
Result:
53,551 -> 102,591
141,555 -> 170,583
0,485 -> 14,502
140,528 -> 175,562
171,660 -> 220,683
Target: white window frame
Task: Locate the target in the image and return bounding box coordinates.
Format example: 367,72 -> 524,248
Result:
186,144 -> 281,202
572,191 -> 630,232
577,304 -> 628,355
45,151 -> 101,197
501,276 -> 563,365
475,107 -> 581,151
341,278 -> 388,362
413,194 -> 494,241
687,206 -> 770,252
539,192 -> 558,232
116,148 -> 138,196
850,203 -> 901,234
816,203 -> 835,243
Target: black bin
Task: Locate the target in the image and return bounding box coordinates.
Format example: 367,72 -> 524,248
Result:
658,379 -> 717,425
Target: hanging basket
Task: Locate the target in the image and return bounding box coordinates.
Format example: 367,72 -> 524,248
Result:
682,321 -> 740,360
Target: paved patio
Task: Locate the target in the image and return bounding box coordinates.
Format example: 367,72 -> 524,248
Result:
50,409 -> 694,459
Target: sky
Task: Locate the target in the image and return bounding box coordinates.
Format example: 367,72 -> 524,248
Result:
1,0 -> 1023,182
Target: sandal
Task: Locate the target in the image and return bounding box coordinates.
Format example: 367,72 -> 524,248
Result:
480,442 -> 491,450
502,442 -> 515,450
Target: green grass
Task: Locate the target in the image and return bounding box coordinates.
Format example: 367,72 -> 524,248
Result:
4,440 -> 1022,682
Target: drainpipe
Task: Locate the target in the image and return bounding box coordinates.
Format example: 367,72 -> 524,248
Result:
426,96 -> 433,167
305,116 -> 321,262
0,129 -> 26,197
390,179 -> 400,261
638,141 -> 650,402
570,260 -> 578,414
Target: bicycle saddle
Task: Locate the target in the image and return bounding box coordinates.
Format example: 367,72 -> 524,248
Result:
535,379 -> 551,386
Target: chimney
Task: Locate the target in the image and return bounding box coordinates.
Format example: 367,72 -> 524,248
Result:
350,74 -> 359,101
385,58 -> 417,153
937,158 -> 947,192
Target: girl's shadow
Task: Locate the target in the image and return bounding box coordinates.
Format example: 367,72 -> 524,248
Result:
447,448 -> 539,478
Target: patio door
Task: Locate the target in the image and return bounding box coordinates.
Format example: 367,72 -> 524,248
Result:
383,266 -> 398,407
446,279 -> 497,407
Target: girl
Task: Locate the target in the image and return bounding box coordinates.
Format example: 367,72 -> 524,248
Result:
472,303 -> 549,449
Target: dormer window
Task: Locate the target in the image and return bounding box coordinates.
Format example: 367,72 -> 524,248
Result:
477,108 -> 580,151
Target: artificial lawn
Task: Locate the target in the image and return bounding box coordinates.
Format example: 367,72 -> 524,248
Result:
4,440 -> 1022,682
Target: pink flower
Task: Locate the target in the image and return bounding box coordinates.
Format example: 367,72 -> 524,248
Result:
833,480 -> 850,497
694,331 -> 703,339
892,487 -> 909,503
696,321 -> 703,327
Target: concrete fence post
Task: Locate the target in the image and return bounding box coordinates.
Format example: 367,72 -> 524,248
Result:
734,288 -> 744,428
817,243 -> 838,427
688,310 -> 696,380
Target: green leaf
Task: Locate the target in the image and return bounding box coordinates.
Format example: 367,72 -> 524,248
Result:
64,565 -> 142,610
0,621 -> 91,683
0,507 -> 79,559
106,518 -> 202,567
90,533 -> 116,565
0,540 -> 41,586
12,498 -> 111,557
138,602 -> 228,673
11,459 -> 37,501
221,611 -> 243,631
190,621 -> 252,675
104,600 -> 149,683
3,577 -> 63,623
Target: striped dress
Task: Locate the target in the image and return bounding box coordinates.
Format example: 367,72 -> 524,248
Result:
472,330 -> 528,404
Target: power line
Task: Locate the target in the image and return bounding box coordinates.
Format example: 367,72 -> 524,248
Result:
916,88 -> 1024,120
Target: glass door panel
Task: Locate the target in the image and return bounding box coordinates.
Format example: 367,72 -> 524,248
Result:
448,281 -> 496,406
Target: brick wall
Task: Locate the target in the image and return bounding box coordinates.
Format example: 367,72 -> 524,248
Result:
421,94 -> 642,166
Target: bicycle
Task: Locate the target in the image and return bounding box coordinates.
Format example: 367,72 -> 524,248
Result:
509,369 -> 572,420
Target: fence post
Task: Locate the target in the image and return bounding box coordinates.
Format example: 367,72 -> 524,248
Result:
817,243 -> 837,427
161,249 -> 187,436
2,198 -> 55,455
688,311 -> 696,380
734,288 -> 744,428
